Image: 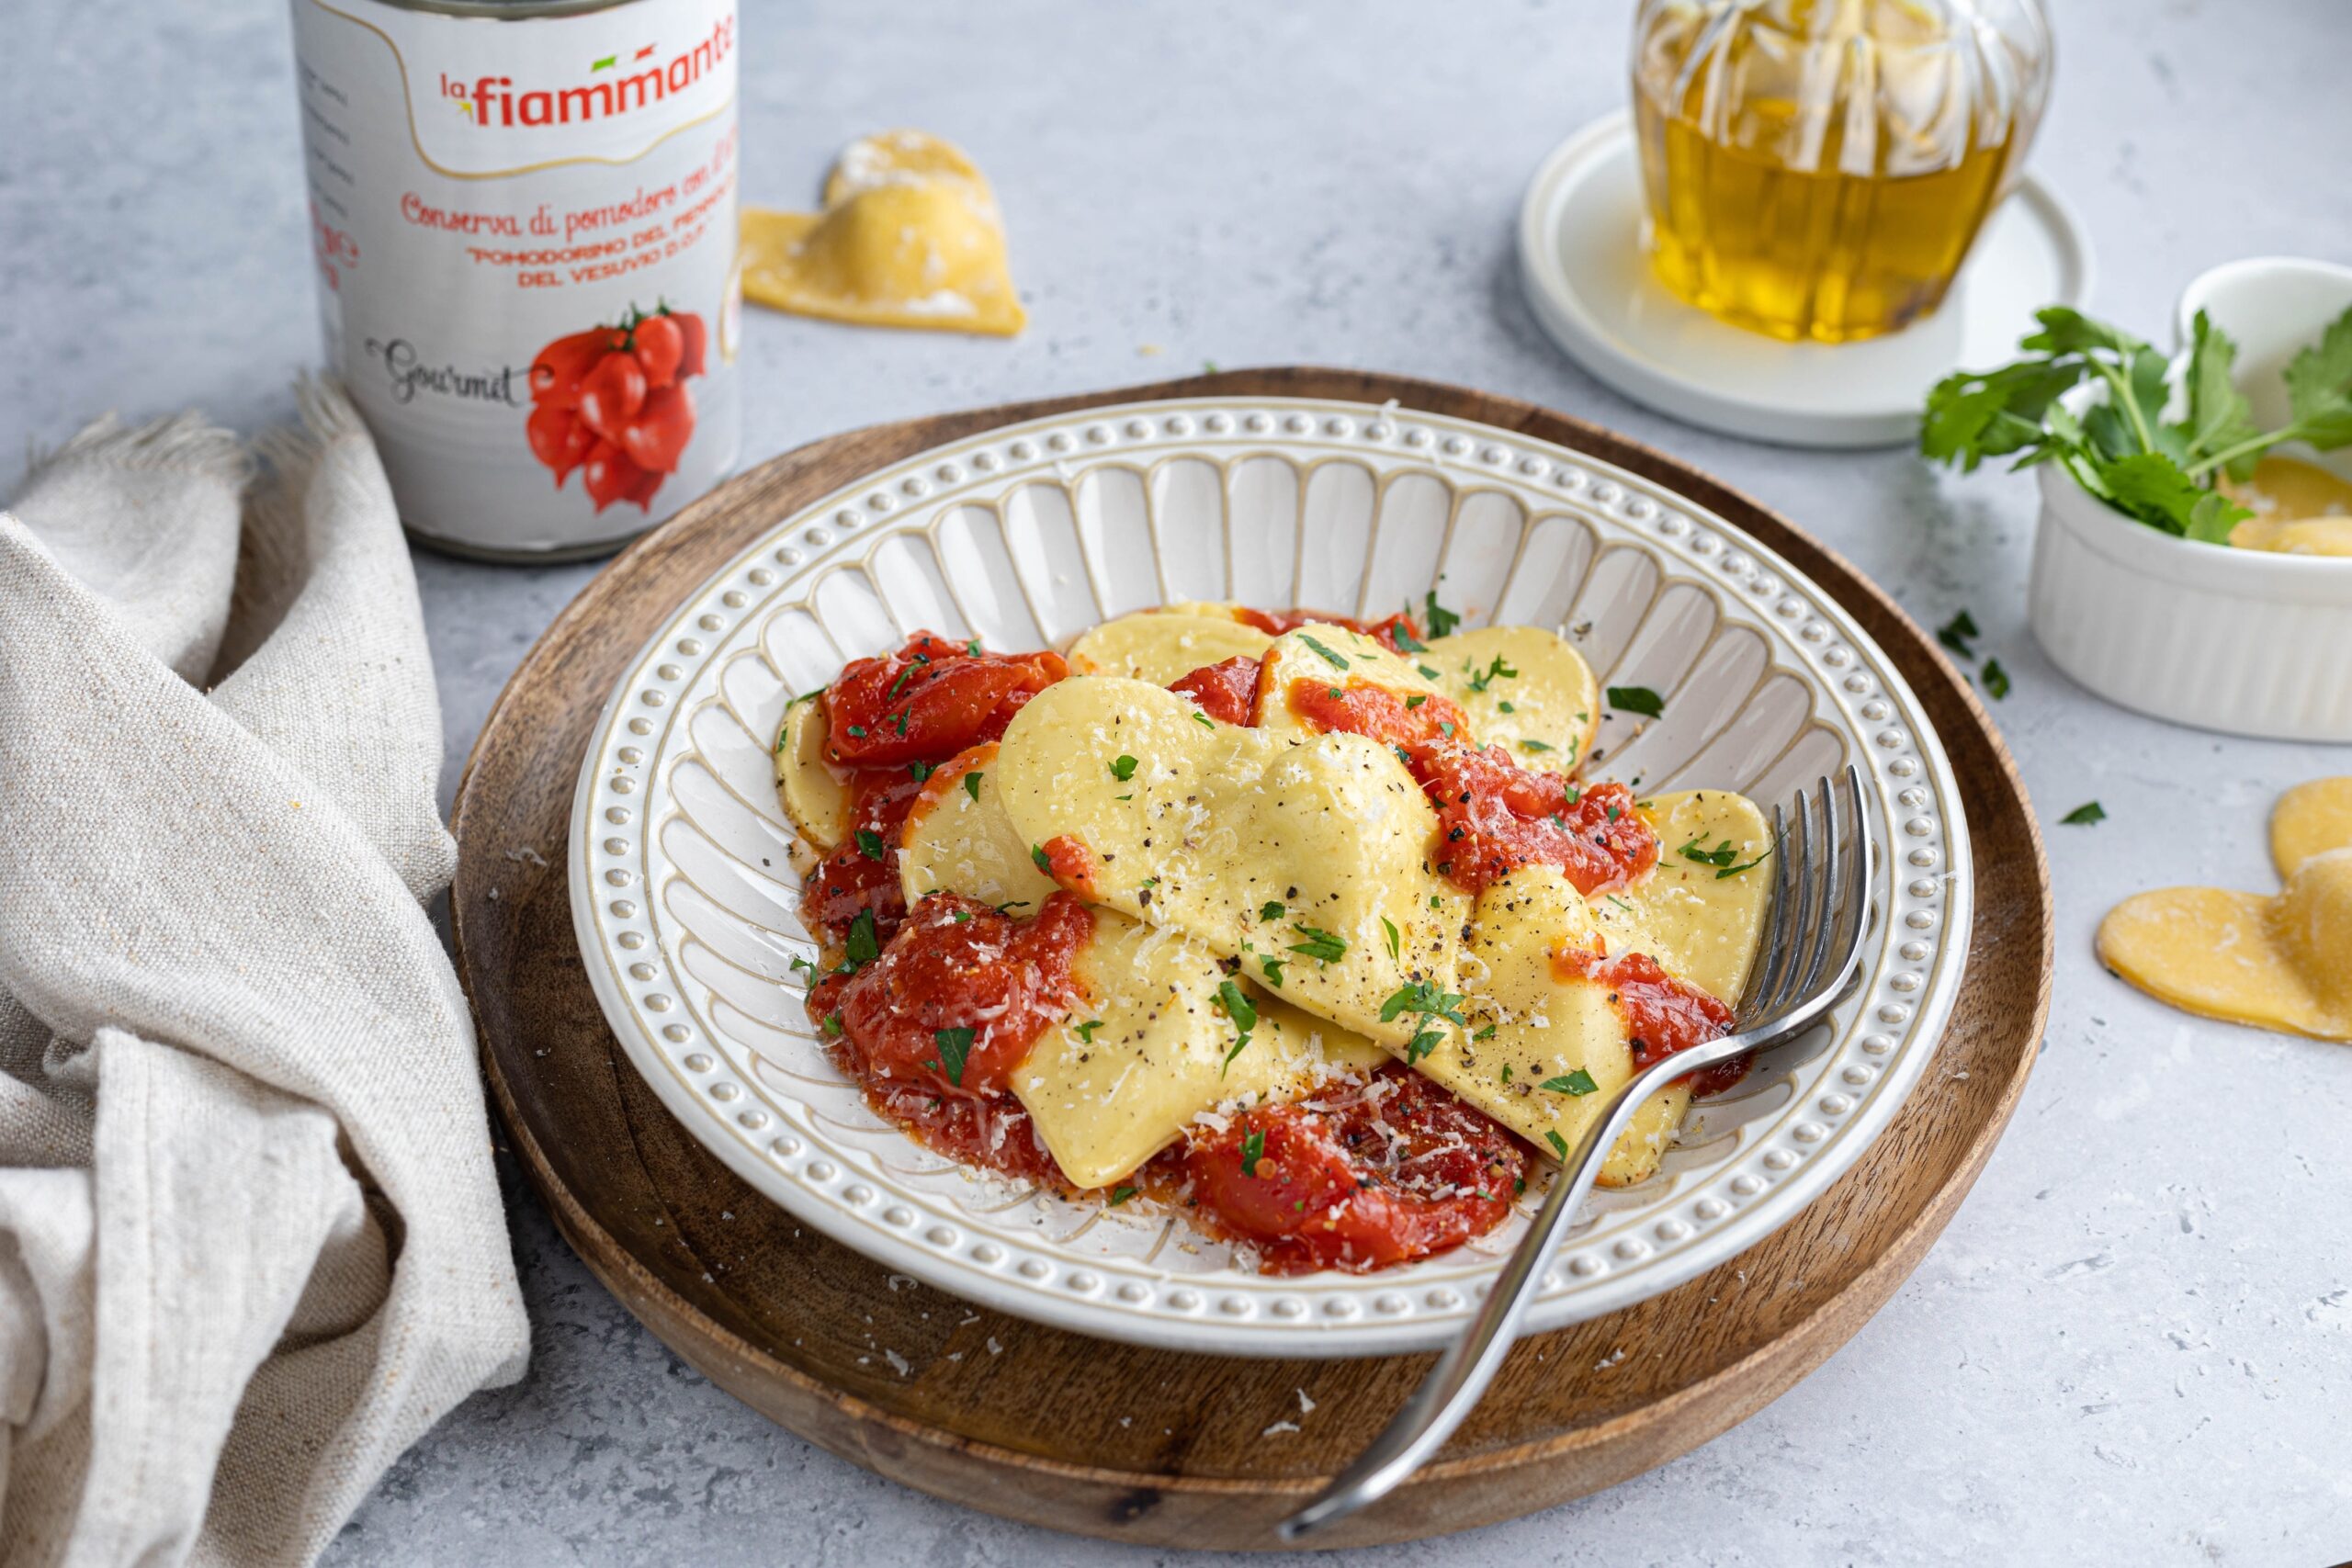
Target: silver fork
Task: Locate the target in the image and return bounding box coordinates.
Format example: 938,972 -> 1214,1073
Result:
1278,765 -> 1876,1541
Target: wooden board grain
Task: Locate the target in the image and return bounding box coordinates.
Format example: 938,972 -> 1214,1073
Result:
449,368 -> 2052,1550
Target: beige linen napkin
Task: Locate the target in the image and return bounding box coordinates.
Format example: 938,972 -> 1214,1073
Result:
0,382 -> 528,1566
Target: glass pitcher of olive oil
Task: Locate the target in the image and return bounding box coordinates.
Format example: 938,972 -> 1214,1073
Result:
1633,0 -> 2052,344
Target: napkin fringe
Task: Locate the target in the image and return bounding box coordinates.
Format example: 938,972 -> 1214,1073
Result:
25,408 -> 249,491
229,378 -> 370,672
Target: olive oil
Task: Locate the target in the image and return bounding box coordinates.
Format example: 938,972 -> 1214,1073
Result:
1632,0 -> 2048,344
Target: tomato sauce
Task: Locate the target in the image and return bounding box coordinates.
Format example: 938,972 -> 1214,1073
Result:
1037,835 -> 1102,899
824,632 -> 1065,767
1284,677 -> 1657,896
1228,606 -> 1428,659
1555,941 -> 1745,1097
797,766 -> 922,945
1172,1064 -> 1525,1273
1168,654 -> 1263,725
808,891 -> 1095,1190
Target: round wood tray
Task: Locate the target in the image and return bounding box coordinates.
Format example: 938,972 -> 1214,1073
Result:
450,368 -> 2052,1551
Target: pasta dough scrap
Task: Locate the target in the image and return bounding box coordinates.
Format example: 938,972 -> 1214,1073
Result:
2098,777 -> 2352,1043
741,130 -> 1025,336
992,675 -> 1463,1047
774,696 -> 849,850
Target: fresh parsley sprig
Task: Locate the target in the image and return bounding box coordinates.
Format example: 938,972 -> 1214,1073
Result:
1923,304 -> 2352,545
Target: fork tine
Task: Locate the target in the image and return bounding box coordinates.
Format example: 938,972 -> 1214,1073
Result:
1760,781 -> 1823,1018
1737,802 -> 1798,1021
1824,765 -> 1873,998
1786,778 -> 1842,1006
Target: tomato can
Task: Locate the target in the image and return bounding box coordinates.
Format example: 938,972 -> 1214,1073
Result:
289,0 -> 741,559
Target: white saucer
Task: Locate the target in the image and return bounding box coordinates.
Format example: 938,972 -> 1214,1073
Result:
1518,111 -> 2095,449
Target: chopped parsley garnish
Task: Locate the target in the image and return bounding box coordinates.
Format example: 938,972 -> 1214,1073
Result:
1498,1061 -> 1511,1080
1260,956 -> 1287,988
1541,1069 -> 1599,1096
1713,844 -> 1773,879
1111,753 -> 1139,781
963,770 -> 983,802
1937,609 -> 1980,660
786,687 -> 822,708
1544,1129 -> 1570,1160
908,760 -> 934,782
932,1027 -> 975,1086
1260,900 -> 1285,921
845,724 -> 867,739
1520,739 -> 1554,753
1983,658 -> 2013,700
1389,619 -> 1429,653
822,1011 -> 844,1036
1497,700 -> 1516,714
1679,838 -> 1739,868
1030,843 -> 1052,872
854,829 -> 887,862
1381,917 -> 1401,962
839,908 -> 879,973
891,710 -> 910,736
1607,685 -> 1665,719
1299,633 -> 1351,671
993,899 -> 1029,914
886,659 -> 925,700
1422,591 -> 1462,638
1193,711 -> 1215,728
1074,1019 -> 1103,1043
787,953 -> 820,984
1108,1186 -> 1137,1206
1381,978 -> 1466,1064
1405,694 -> 1428,709
1216,978 -> 1258,1036
1464,654 -> 1518,692
964,637 -> 982,655
1418,664 -> 1442,682
1240,1127 -> 1267,1177
1286,923 -> 1347,964
2061,800 -> 2107,826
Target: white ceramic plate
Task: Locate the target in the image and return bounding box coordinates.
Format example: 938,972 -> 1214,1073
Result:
1519,111 -> 2093,448
570,397 -> 1972,1357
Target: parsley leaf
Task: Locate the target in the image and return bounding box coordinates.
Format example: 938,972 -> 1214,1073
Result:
1422,591 -> 1461,638
854,829 -> 887,862
1544,1129 -> 1569,1160
1240,1128 -> 1266,1177
932,1027 -> 974,1086
1520,739 -> 1554,753
1388,618 -> 1429,653
1216,979 -> 1258,1036
840,909 -> 879,973
1381,917 -> 1400,962
1259,955 -> 1287,988
1299,634 -> 1350,671
1287,924 -> 1347,964
1608,685 -> 1665,719
963,770 -> 983,802
1111,753 -> 1139,781
1030,843 -> 1052,872
1074,1019 -> 1103,1043
1109,1185 -> 1137,1206
1541,1069 -> 1599,1096
2061,801 -> 2106,826
1192,711 -> 1215,728
1982,658 -> 2013,700
1260,900 -> 1285,921
908,760 -> 934,782
1937,609 -> 1980,660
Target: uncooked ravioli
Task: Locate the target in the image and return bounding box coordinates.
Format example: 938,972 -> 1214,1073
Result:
741,130 -> 1025,336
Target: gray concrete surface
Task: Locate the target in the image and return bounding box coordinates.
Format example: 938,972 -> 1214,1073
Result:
6,1 -> 2349,1562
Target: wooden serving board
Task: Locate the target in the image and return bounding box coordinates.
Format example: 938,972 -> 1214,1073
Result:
449,368 -> 2052,1551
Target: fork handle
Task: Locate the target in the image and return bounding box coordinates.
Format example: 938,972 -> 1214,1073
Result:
1274,1041 -> 1726,1541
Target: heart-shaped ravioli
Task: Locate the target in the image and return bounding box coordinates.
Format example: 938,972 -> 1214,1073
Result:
902,756 -> 1385,1184
992,675 -> 1463,1046
774,695 -> 850,850
1065,610 -> 1273,683
1592,788 -> 1775,1004
1251,621 -> 1598,773
2099,775 -> 2352,1043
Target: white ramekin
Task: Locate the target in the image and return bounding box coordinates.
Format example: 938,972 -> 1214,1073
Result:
2027,257 -> 2352,741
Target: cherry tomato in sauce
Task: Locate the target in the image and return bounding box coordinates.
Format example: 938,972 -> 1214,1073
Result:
824,633 -> 1066,767
1168,654 -> 1263,726
797,766 -> 922,945
1181,1064 -> 1524,1273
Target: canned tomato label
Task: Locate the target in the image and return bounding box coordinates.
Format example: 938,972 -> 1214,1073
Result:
290,0 -> 741,558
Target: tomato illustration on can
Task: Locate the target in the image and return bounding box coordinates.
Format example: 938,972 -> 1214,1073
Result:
526,305 -> 707,511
